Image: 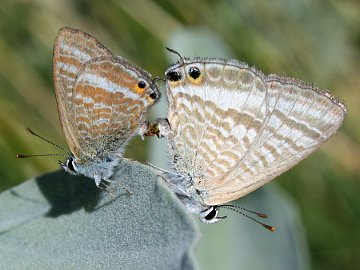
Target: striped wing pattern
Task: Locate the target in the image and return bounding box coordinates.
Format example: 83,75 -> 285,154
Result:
53,27 -> 113,158
73,56 -> 154,162
167,60 -> 268,178
53,27 -> 159,163
166,58 -> 346,206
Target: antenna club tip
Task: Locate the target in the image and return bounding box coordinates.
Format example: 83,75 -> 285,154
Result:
257,213 -> 268,218
264,225 -> 276,232
16,154 -> 24,158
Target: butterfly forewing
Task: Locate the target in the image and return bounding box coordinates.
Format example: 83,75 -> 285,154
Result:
53,27 -> 113,157
73,56 -> 157,162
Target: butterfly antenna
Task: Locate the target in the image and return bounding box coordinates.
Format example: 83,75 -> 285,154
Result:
16,153 -> 67,158
152,77 -> 166,84
166,47 -> 184,60
142,160 -> 175,174
16,128 -> 69,159
221,204 -> 269,218
219,205 -> 275,232
24,127 -> 66,152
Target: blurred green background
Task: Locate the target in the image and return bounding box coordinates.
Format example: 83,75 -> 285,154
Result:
0,0 -> 359,269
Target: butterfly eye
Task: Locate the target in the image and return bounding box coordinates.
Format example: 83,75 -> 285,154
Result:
66,157 -> 76,172
166,70 -> 182,81
204,207 -> 218,221
199,206 -> 226,224
188,67 -> 201,79
138,80 -> 147,89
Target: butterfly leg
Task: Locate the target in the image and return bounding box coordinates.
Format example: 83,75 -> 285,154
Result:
156,174 -> 189,197
139,121 -> 152,140
154,118 -> 171,138
94,175 -> 102,188
140,120 -> 164,139
99,176 -> 132,195
94,175 -> 115,193
145,161 -> 189,196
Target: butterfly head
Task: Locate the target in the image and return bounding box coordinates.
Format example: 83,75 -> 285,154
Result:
60,156 -> 80,176
199,206 -> 227,224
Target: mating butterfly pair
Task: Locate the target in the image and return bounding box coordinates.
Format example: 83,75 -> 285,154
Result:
19,27 -> 346,227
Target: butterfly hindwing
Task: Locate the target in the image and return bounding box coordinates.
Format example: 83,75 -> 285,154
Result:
72,56 -> 158,162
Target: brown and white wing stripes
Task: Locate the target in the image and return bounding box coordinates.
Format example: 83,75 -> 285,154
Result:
53,27 -> 113,158
166,59 -> 268,179
72,56 -> 157,162
165,58 -> 346,206
204,75 -> 346,205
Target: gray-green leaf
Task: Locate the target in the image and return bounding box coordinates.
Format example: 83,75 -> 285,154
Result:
0,159 -> 198,270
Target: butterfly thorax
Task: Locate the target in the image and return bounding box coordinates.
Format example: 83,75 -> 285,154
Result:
63,153 -> 119,187
77,157 -> 118,182
161,169 -> 209,214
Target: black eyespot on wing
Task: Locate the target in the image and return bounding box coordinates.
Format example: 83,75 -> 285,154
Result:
188,67 -> 201,79
138,80 -> 146,88
166,70 -> 182,81
149,92 -> 158,100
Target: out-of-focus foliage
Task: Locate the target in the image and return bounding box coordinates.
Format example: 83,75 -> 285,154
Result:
0,0 -> 359,269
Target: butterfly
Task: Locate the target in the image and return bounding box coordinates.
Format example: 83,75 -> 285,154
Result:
18,27 -> 160,189
150,50 -> 346,227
